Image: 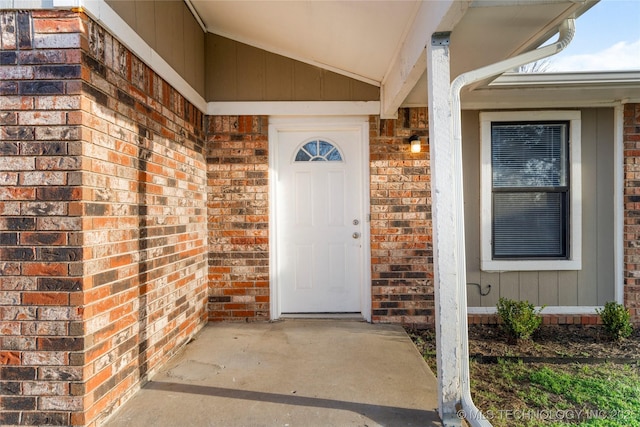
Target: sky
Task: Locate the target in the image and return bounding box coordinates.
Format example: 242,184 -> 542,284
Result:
547,0 -> 640,72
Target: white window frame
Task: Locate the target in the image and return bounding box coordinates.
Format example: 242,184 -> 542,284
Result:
480,111 -> 582,272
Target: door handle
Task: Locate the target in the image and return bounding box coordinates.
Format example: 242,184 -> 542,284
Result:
352,232 -> 361,239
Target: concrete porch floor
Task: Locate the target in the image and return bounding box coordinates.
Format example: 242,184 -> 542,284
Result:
103,319 -> 442,427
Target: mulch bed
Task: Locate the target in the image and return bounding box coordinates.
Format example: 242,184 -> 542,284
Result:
469,324 -> 640,360
409,324 -> 640,363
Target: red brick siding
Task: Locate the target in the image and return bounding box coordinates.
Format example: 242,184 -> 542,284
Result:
369,108 -> 434,325
467,314 -> 602,326
624,103 -> 640,323
206,110 -> 434,324
206,116 -> 270,321
0,10 -> 85,427
81,16 -> 207,426
0,10 -> 208,426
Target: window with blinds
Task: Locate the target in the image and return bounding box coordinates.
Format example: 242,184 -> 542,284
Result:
491,122 -> 569,259
479,111 -> 581,272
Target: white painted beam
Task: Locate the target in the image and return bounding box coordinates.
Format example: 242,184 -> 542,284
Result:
380,0 -> 468,119
614,104 -> 624,305
52,0 -> 81,7
427,34 -> 463,427
207,101 -> 380,117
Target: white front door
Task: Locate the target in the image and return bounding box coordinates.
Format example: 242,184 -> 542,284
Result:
271,119 -> 367,314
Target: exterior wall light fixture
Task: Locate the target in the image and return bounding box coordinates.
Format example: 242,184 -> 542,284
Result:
408,134 -> 421,153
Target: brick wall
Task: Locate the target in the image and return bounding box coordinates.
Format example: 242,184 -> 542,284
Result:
467,314 -> 602,326
1,10 -> 85,426
624,103 -> 640,324
0,11 -> 208,426
205,110 -> 434,324
81,16 -> 208,425
206,116 -> 270,321
369,108 -> 434,325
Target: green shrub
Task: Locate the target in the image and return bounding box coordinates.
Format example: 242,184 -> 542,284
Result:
496,297 -> 543,341
597,301 -> 633,340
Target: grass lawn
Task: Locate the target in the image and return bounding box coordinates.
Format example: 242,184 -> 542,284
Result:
470,360 -> 640,426
408,328 -> 640,426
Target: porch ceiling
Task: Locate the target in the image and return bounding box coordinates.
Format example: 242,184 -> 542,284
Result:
189,0 -> 421,86
188,0 -> 598,114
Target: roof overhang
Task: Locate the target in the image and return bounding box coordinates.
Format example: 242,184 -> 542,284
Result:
189,0 -> 600,117
30,0 -> 627,116
460,70 -> 640,109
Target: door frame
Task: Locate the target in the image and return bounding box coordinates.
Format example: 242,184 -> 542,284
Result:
268,116 -> 371,321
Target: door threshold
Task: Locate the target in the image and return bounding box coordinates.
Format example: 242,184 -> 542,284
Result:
280,313 -> 365,321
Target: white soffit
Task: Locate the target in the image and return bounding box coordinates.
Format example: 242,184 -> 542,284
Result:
451,1 -> 583,75
402,0 -> 597,106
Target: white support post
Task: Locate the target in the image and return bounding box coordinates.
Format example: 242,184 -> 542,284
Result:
427,32 -> 463,426
614,104 -> 624,306
425,19 -> 575,427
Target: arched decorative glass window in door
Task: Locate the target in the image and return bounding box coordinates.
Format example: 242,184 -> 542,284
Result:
294,139 -> 343,162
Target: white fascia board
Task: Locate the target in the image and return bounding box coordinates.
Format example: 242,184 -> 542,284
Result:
183,0 -> 207,33
462,98 -> 639,110
2,0 -> 56,7
462,71 -> 640,108
207,101 -> 380,117
468,306 -> 602,315
52,0 -> 81,7
492,71 -> 640,87
462,87 -> 640,110
52,0 -> 209,113
380,0 -> 468,119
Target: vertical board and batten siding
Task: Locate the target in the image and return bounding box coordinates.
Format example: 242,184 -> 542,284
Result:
105,1 -> 379,103
463,108 -> 615,308
205,34 -> 380,102
105,0 -> 205,96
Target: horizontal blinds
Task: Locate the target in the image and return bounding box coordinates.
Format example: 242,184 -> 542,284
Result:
492,123 -> 568,188
493,192 -> 565,258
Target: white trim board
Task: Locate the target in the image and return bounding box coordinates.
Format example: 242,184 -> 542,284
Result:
614,105 -> 625,305
268,116 -> 372,322
479,110 -> 582,272
84,0 -> 207,112
30,0 -> 210,112
491,71 -> 640,86
208,101 -> 380,117
461,98 -> 638,110
6,0 -> 208,111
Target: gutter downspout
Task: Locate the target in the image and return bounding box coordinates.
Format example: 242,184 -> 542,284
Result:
450,19 -> 575,427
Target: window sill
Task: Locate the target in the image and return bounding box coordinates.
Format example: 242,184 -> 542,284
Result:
481,258 -> 582,272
